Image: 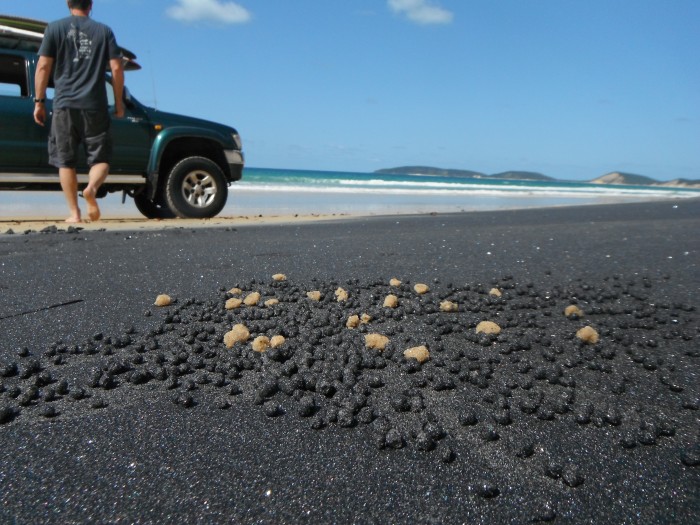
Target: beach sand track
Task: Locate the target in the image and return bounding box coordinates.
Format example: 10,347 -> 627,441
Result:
0,200 -> 698,523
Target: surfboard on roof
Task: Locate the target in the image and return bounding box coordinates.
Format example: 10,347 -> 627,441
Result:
0,14 -> 140,70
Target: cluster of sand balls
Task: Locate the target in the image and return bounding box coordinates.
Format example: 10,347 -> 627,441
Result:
156,277 -> 603,364
150,274 -> 692,446
2,272 -> 697,497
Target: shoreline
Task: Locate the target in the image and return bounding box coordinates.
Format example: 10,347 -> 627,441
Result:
2,193 -> 698,233
2,185 -> 698,231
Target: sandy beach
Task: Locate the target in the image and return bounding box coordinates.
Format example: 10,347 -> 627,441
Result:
0,199 -> 698,524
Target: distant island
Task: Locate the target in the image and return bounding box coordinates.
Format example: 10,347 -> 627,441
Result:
375,167 -> 700,188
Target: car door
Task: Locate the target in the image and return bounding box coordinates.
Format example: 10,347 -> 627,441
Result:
0,52 -> 47,169
105,80 -> 153,174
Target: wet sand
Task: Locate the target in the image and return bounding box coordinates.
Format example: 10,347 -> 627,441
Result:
0,199 -> 698,523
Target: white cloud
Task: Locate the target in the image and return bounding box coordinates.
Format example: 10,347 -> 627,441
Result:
388,0 -> 453,25
166,0 -> 252,24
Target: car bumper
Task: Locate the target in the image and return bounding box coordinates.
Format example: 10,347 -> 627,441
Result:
225,149 -> 244,182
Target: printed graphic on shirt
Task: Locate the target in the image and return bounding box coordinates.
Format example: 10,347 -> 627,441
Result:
67,23 -> 92,62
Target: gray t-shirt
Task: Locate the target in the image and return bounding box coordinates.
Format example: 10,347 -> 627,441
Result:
38,15 -> 121,110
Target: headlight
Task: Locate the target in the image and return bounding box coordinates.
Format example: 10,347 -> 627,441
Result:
232,133 -> 243,150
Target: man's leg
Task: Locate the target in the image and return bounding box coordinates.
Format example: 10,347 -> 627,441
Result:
83,162 -> 109,222
59,167 -> 82,223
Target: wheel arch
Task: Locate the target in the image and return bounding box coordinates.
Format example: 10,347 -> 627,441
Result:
146,128 -> 232,199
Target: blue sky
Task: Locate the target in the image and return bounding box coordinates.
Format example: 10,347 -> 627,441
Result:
12,0 -> 699,181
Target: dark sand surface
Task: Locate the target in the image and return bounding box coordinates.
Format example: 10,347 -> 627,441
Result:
0,199 -> 698,524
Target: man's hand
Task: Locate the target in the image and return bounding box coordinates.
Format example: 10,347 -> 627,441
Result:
34,104 -> 46,126
109,57 -> 125,119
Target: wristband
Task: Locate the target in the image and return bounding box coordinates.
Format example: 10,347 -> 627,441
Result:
34,98 -> 46,104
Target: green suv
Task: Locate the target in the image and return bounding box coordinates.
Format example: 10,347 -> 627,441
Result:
0,15 -> 244,219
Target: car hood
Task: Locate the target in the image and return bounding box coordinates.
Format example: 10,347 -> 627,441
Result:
141,106 -> 238,136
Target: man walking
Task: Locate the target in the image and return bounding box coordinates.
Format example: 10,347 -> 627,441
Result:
33,0 -> 124,223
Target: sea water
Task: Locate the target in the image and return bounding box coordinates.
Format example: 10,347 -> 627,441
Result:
229,167 -> 700,216
1,167 -> 698,219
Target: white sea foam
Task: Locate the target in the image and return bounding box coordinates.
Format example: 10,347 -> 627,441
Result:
233,181 -> 698,200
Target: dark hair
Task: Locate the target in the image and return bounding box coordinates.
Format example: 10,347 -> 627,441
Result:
68,0 -> 93,10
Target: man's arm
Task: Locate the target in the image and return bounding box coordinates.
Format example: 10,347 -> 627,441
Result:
110,58 -> 125,118
33,56 -> 54,126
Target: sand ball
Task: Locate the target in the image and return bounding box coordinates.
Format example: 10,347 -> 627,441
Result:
225,298 -> 243,310
440,300 -> 458,312
244,292 -> 261,306
489,288 -> 502,297
252,336 -> 271,353
384,294 -> 399,308
346,315 -> 361,329
365,333 -> 390,351
390,278 -> 402,287
576,326 -> 599,344
361,314 -> 372,324
270,335 -> 286,348
265,299 -> 280,307
335,287 -> 349,302
476,321 -> 501,335
404,345 -> 430,363
228,287 -> 243,295
224,324 -> 250,348
154,294 -> 172,307
414,283 -> 430,295
307,291 -> 322,301
565,305 -> 584,318
272,274 -> 287,282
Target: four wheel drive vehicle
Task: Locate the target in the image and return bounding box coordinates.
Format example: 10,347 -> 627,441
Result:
0,15 -> 244,219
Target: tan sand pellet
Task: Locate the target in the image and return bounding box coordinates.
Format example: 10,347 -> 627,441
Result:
414,283 -> 430,295
272,274 -> 287,282
154,294 -> 172,307
440,300 -> 458,312
361,313 -> 372,324
225,297 -> 243,310
383,294 -> 399,308
390,278 -> 402,287
365,333 -> 390,351
476,321 -> 501,335
576,326 -> 600,344
346,315 -> 361,329
270,335 -> 286,348
252,336 -> 271,353
335,287 -> 349,302
244,292 -> 261,306
228,287 -> 243,295
489,288 -> 502,297
265,298 -> 280,307
224,324 -> 250,348
565,305 -> 584,318
404,345 -> 430,363
307,291 -> 322,301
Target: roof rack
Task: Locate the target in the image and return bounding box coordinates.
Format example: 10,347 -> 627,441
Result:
0,14 -> 140,71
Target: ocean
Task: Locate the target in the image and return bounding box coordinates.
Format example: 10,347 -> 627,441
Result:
1,167 -> 698,219
229,167 -> 700,216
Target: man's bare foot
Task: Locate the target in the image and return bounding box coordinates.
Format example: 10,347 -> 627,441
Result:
83,187 -> 101,222
65,216 -> 83,224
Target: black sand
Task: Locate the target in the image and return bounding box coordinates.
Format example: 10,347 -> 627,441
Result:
0,200 -> 698,524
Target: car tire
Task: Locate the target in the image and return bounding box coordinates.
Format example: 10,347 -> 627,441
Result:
164,156 -> 228,219
134,192 -> 176,219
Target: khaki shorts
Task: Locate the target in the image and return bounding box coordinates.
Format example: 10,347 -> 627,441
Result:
48,108 -> 112,168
